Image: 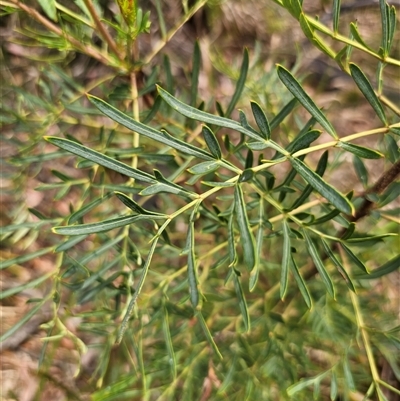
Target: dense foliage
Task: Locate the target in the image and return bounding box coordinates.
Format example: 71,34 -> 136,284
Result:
1,0 -> 399,400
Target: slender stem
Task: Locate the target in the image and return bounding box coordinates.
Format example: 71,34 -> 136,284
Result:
379,94 -> 400,117
306,16 -> 400,67
9,0 -> 127,71
83,0 -> 123,61
142,0 -> 207,66
349,288 -> 381,383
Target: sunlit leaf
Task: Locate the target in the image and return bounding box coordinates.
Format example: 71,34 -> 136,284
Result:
187,221 -> 200,309
349,63 -> 387,124
338,141 -> 383,159
45,136 -> 156,183
88,95 -> 214,161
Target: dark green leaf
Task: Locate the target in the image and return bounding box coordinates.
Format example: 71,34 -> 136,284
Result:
341,222 -> 355,240
53,214 -> 166,236
68,192 -> 114,224
44,136 -> 156,184
250,199 -> 264,291
187,222 -> 200,309
290,254 -> 312,308
191,41 -> 201,107
55,234 -> 88,252
338,141 -> 383,159
250,101 -> 271,139
281,220 -> 291,300
88,95 -> 214,161
356,254 -> 399,279
162,303 -> 176,379
288,130 -> 321,154
277,65 -> 337,138
196,311 -> 222,359
321,239 -> 356,292
291,151 -> 328,210
114,192 -> 163,215
333,0 -> 341,33
303,230 -> 335,298
270,98 -> 298,130
349,63 -> 387,125
157,86 -> 268,142
226,48 -> 249,117
234,185 -> 256,271
352,156 -> 368,187
233,272 -> 250,332
290,156 -> 354,215
202,125 -> 222,159
340,243 -> 368,273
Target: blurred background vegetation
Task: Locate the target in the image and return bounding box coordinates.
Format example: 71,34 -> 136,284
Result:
1,0 -> 399,400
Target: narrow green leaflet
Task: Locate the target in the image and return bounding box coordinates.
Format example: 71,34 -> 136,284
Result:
55,234 -> 88,252
188,161 -> 221,175
233,272 -> 250,332
356,254 -> 400,279
290,156 -> 354,215
287,129 -> 321,154
37,0 -> 57,21
68,192 -> 114,224
234,184 -> 256,271
321,239 -> 356,292
249,199 -> 264,291
291,151 -> 328,210
349,63 -> 387,125
280,220 -> 291,300
339,141 -> 384,159
0,247 -> 54,270
202,125 -> 222,159
290,254 -> 312,309
196,311 -> 223,359
157,86 -> 268,142
228,214 -> 238,268
162,303 -> 177,379
0,298 -> 48,343
353,156 -> 368,187
191,41 -> 201,106
116,238 -> 159,344
44,136 -> 156,184
349,23 -> 374,52
287,372 -> 329,397
251,101 -> 271,139
303,229 -> 335,298
225,48 -> 249,118
53,214 -> 166,236
270,98 -> 298,130
114,192 -> 163,215
87,95 -> 214,161
333,0 -> 341,33
187,221 -> 200,309
277,65 -> 338,138
0,271 -> 54,300
340,243 -> 368,274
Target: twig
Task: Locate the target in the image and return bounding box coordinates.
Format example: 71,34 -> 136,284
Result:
82,0 -> 123,61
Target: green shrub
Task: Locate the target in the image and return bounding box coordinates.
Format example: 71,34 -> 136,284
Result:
1,0 -> 399,400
